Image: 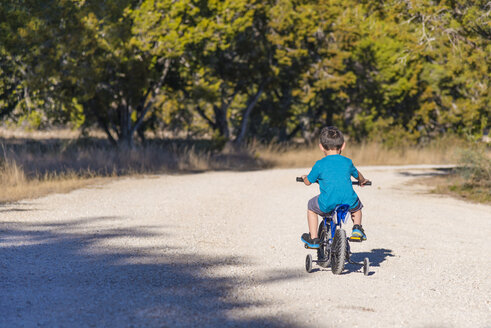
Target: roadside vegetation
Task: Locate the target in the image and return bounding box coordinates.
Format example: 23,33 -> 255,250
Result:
0,129 -> 263,203
1,134 -> 488,204
432,145 -> 491,204
1,129 -> 479,204
0,160 -> 98,204
256,136 -> 461,168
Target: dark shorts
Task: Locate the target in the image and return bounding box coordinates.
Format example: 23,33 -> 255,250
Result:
308,195 -> 363,217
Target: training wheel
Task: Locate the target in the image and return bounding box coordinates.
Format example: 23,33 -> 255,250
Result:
363,257 -> 370,276
305,254 -> 313,273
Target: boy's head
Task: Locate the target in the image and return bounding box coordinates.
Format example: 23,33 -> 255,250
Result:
319,126 -> 345,151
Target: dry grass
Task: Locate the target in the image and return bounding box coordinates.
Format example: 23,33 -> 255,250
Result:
0,132 -> 262,204
410,145 -> 491,204
0,159 -> 102,203
0,128 -> 476,204
1,143 -> 261,176
433,177 -> 491,204
414,174 -> 491,204
0,178 -> 100,204
255,139 -> 459,168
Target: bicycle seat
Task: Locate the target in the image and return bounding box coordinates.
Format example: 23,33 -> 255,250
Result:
330,204 -> 350,224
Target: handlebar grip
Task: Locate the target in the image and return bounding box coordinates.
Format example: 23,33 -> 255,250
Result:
352,181 -> 372,186
296,177 -> 304,182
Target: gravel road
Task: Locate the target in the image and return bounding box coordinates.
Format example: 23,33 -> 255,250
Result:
1,165 -> 490,327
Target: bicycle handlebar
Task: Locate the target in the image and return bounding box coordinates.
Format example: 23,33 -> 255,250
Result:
353,180 -> 371,186
296,177 -> 371,186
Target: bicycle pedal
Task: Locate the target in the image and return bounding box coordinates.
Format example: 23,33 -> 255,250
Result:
348,236 -> 363,242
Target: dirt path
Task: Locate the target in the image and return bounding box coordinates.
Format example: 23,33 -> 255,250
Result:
1,165 -> 490,327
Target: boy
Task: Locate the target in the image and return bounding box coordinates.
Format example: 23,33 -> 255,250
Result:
300,126 -> 369,248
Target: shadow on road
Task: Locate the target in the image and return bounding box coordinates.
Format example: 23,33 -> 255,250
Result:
0,208 -> 34,213
294,248 -> 395,276
0,217 -> 299,327
0,203 -> 39,213
398,167 -> 453,178
345,248 -> 395,275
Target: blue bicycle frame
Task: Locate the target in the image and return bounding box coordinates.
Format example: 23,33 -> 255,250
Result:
324,204 -> 350,243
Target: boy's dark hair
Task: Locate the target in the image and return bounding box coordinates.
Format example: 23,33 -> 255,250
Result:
320,126 -> 344,150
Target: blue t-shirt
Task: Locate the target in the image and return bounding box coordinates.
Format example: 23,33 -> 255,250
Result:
307,154 -> 359,213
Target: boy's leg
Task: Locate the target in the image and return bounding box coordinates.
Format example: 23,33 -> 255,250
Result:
350,209 -> 366,240
307,209 -> 319,239
301,209 -> 320,248
351,209 -> 362,226
301,196 -> 323,248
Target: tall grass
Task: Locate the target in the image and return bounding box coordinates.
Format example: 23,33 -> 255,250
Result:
0,135 -> 262,203
255,137 -> 460,167
0,129 -> 474,204
4,145 -> 261,176
0,157 -> 97,203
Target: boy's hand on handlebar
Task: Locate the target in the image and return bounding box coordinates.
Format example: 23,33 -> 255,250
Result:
359,179 -> 371,187
296,175 -> 312,186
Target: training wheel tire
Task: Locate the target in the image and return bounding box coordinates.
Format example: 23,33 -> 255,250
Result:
363,257 -> 370,276
305,254 -> 313,273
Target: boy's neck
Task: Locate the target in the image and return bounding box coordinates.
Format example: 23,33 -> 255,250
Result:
323,149 -> 341,156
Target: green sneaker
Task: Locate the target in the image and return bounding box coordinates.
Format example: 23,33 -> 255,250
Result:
351,225 -> 367,241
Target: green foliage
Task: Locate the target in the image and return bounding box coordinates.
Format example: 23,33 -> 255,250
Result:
0,0 -> 489,147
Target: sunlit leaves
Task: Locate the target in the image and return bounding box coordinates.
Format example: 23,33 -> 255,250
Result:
0,0 -> 488,145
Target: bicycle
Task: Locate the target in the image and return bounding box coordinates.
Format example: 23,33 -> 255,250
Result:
296,177 -> 371,275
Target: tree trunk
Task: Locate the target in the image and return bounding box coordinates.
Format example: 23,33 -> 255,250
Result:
118,100 -> 134,148
86,99 -> 118,147
213,104 -> 230,140
128,58 -> 171,143
234,82 -> 265,146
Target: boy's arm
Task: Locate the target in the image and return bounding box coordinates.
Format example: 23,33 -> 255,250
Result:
301,175 -> 312,186
356,170 -> 369,186
304,161 -> 320,186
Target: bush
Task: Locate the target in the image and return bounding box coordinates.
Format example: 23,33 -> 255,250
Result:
448,145 -> 491,203
456,147 -> 491,185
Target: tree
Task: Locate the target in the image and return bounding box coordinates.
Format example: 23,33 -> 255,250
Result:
1,0 -> 205,147
1,0 -> 488,147
182,0 -> 270,146
0,2 -> 46,124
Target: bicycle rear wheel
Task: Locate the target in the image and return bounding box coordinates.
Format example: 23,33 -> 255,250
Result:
331,228 -> 347,275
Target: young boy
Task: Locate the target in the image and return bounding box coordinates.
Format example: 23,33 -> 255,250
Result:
300,126 -> 369,248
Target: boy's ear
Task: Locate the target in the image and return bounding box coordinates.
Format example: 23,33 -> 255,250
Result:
340,142 -> 346,152
319,143 -> 325,152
